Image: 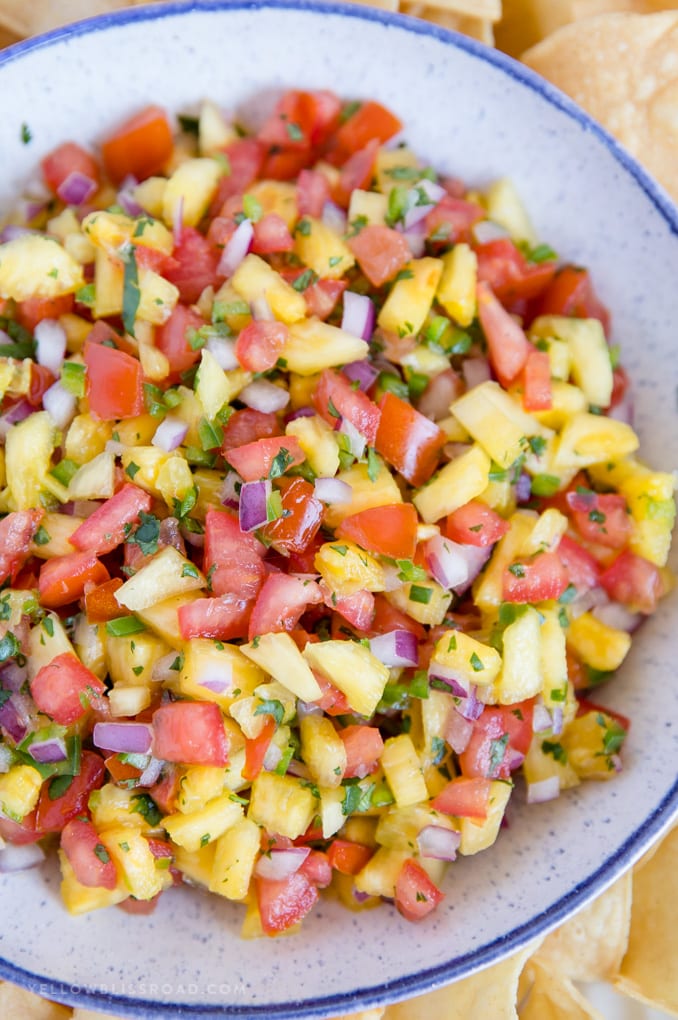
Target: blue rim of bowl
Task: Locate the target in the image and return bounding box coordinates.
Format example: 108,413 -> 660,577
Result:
1,2 -> 678,1017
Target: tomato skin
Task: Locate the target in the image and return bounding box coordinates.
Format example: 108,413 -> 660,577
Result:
598,550 -> 664,614
262,478 -> 324,555
369,594 -> 426,641
101,105 -> 173,183
313,369 -> 381,445
502,551 -> 569,603
84,578 -> 126,623
0,509 -> 44,585
536,264 -> 610,335
27,364 -> 57,407
431,776 -> 492,819
221,409 -> 282,452
557,534 -> 601,592
475,238 -> 556,304
567,491 -> 632,550
17,294 -> 74,333
164,226 -> 219,304
395,859 -> 444,922
225,435 -> 306,482
248,573 -> 322,641
152,702 -> 229,766
203,509 -> 266,600
445,500 -> 509,548
178,594 -> 252,642
336,503 -> 418,560
0,811 -> 43,845
251,214 -> 295,255
375,392 -> 446,487
299,849 -> 332,889
334,139 -> 380,207
61,818 -> 118,889
242,716 -> 276,782
459,702 -> 534,779
155,304 -> 205,377
41,142 -> 99,194
315,675 -> 351,716
425,195 -> 484,246
327,839 -> 374,875
38,550 -> 109,609
83,340 -> 144,421
234,320 -> 289,372
256,870 -> 319,935
332,100 -> 402,159
476,280 -> 530,387
303,278 -> 347,321
296,168 -> 330,218
347,224 -> 410,287
69,484 -> 152,556
338,725 -> 384,779
30,652 -> 106,726
210,139 -> 264,213
35,752 -> 106,833
522,350 -> 552,411
327,588 -> 375,633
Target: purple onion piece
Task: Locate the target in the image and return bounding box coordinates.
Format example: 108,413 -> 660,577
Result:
456,685 -> 483,721
342,358 -> 379,392
239,479 -> 272,533
417,824 -> 461,861
239,379 -> 290,413
255,847 -> 310,881
29,737 -> 68,764
57,170 -> 98,206
369,629 -> 419,668
314,476 -> 353,505
515,472 -> 532,504
341,291 -> 375,342
218,218 -> 253,277
152,416 -> 189,453
93,721 -> 154,755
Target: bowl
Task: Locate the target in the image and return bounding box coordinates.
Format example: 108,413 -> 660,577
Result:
1,3 -> 677,1018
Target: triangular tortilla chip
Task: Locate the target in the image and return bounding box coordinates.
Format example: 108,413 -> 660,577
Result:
0,982 -> 70,1020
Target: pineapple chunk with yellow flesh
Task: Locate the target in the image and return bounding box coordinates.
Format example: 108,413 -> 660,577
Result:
73,617 -> 106,680
0,234 -> 84,299
303,640 -> 389,718
494,607 -> 543,704
137,267 -> 179,325
231,254 -> 306,324
348,188 -> 388,225
286,415 -> 340,477
27,613 -> 74,678
209,817 -> 261,900
523,734 -> 580,792
179,640 -> 264,709
531,315 -> 613,408
431,629 -> 502,689
115,414 -> 159,447
561,710 -> 626,780
300,715 -> 347,789
82,209 -> 173,255
136,592 -> 201,649
89,784 -> 153,831
241,632 -> 322,702
436,244 -> 477,327
590,458 -> 677,568
354,847 -> 409,899
99,827 -> 169,900
323,460 -> 402,529
65,413 -> 112,463
0,358 -> 32,402
67,450 -> 116,500
414,444 -> 491,524
196,348 -> 241,420
386,580 -> 452,626
375,147 -> 420,193
248,180 -> 298,229
212,282 -> 252,333
164,796 -> 243,852
485,178 -> 537,246
539,608 -> 572,716
29,512 -> 82,559
0,765 -> 42,820
294,217 -> 355,279
554,413 -> 639,470
320,786 -> 346,839
282,318 -> 369,375
532,335 -> 570,382
521,508 -> 568,556
533,381 -> 589,431
566,612 -> 631,672
199,100 -> 237,155
248,772 -> 317,840
93,249 -> 123,317
108,685 -> 151,718
59,852 -> 128,915
377,257 -> 443,336
120,446 -> 172,497
173,843 -> 216,889
400,342 -> 450,378
380,735 -> 428,807
193,468 -> 227,518
5,411 -> 56,510
162,158 -> 221,227
106,631 -> 170,687
156,456 -> 195,511
458,780 -> 513,856
375,804 -> 456,851
315,540 -> 385,596
473,511 -> 538,613
115,546 -> 206,612
451,381 -> 552,470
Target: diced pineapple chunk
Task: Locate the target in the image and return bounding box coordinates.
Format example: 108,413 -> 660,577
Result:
177,766 -> 229,814
115,414 -> 159,447
380,734 -> 428,807
120,446 -> 171,497
320,786 -> 346,839
494,607 -> 543,704
156,456 -> 195,511
137,267 -> 179,325
531,315 -> 613,408
315,539 -> 385,596
180,640 -> 264,708
162,158 -> 221,227
27,613 -> 74,678
73,617 -> 107,680
231,254 -> 306,324
29,512 -> 81,559
354,847 -> 409,898
106,631 -> 169,687
533,381 -> 588,431
59,851 -> 128,915
323,460 -> 402,529
414,444 -> 491,524
555,412 -> 640,470
164,796 -> 243,852
209,817 -> 260,900
241,632 -> 322,702
0,765 -> 42,820
99,826 -> 168,900
286,415 -> 340,477
212,282 -> 252,332
93,249 -> 123,317
199,100 -> 237,154
430,629 -> 502,689
108,685 -> 151,718
523,734 -> 580,792
133,177 -> 167,218
375,147 -> 420,194
83,210 -> 173,255
248,772 -> 317,840
303,640 -> 389,718
294,217 -> 355,279
561,710 -> 625,780
5,410 -> 56,510
195,348 -> 241,419
473,511 -> 535,612
484,178 -> 537,246
248,180 -> 299,230
521,508 -> 568,556
282,318 -> 369,375
566,612 -> 631,672
115,546 -> 205,612
436,244 -> 477,327
348,188 -> 388,225
0,234 -> 84,299
67,450 -> 115,500
65,413 -> 112,463
458,779 -> 512,855
386,580 -> 452,626
375,804 -> 456,850
377,257 -> 443,336
89,784 -> 152,831
539,608 -> 571,713
451,381 -> 552,470
300,715 -> 347,789
136,592 -> 201,649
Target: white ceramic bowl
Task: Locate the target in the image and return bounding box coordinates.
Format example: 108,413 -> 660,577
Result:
1,4 -> 677,1018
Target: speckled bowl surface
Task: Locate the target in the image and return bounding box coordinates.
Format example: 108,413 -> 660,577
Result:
1,3 -> 677,1018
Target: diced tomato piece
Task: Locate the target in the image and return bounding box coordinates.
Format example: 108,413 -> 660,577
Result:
332,100 -> 402,159
69,484 -> 152,556
148,766 -> 180,816
251,213 -> 295,255
256,870 -> 319,934
347,223 -> 410,287
297,168 -> 331,218
27,364 -> 57,407
566,491 -> 632,549
101,105 -> 173,183
536,265 -> 610,335
338,725 -> 384,779
315,675 -> 351,716
375,391 -> 446,487
243,716 -> 276,782
0,509 -> 44,585
326,588 -> 375,633
262,478 -> 324,555
395,859 -> 444,922
557,534 -> 601,592
312,369 -> 381,445
17,294 -> 74,333
335,139 -> 380,207
503,551 -> 569,603
369,594 -> 426,641
83,340 -> 144,420
86,318 -> 137,356
155,304 -> 205,376
610,366 -> 630,410
249,574 -> 322,641
84,578 -> 126,623
336,503 -> 418,561
0,811 -> 43,846
445,500 -> 509,548
327,839 -> 374,876
178,594 -> 252,641
475,238 -> 556,303
299,849 -> 332,889
258,90 -> 316,149
459,702 -> 534,779
36,752 -> 106,833
221,408 -> 282,452
432,776 -> 493,819
303,277 -> 347,321
234,319 -> 289,372
61,818 -> 118,889
104,752 -> 143,784
163,226 -> 219,304
261,148 -> 311,182
41,142 -> 99,195
225,436 -> 305,482
30,652 -> 105,726
599,550 -> 664,614
522,350 -> 552,411
425,196 -> 484,246
476,280 -> 530,387
210,138 -> 264,212
117,894 -> 161,915
38,550 -> 109,609
152,702 -> 229,766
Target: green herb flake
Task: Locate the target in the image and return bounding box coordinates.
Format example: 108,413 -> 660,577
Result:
131,793 -> 162,826
105,616 -> 146,637
20,122 -> 32,144
292,268 -> 319,292
488,733 -> 510,776
121,245 -> 140,337
469,651 -> 484,672
254,699 -> 285,726
181,563 -> 199,579
269,447 -> 294,480
542,739 -> 567,764
366,446 -> 380,483
409,584 -> 432,605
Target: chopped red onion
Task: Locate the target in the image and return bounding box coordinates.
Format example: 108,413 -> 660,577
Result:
194,656 -> 233,695
314,476 -> 352,504
0,398 -> 33,439
296,701 -> 323,719
569,586 -> 609,620
532,703 -> 552,733
417,824 -> 461,861
57,170 -> 97,206
472,220 -> 510,244
321,200 -> 347,235
29,737 -> 68,764
592,601 -> 642,633
505,747 -> 525,771
172,195 -> 184,245
369,629 -> 419,668
138,756 -> 164,788
0,842 -> 45,873
444,706 -> 474,754
425,535 -> 489,595
515,472 -> 532,504
220,470 -> 242,510
117,175 -> 143,217
341,291 -> 375,342
417,369 -> 463,422
250,295 -> 274,321
342,358 -> 379,392
42,381 -> 77,430
526,776 -> 560,805
263,741 -> 283,772
205,334 -> 239,370
551,706 -> 564,737
152,415 -> 189,452
456,685 -> 483,721
428,663 -> 469,699
93,722 -> 154,755
239,479 -> 272,532
35,318 -> 67,374
339,418 -> 366,459
402,219 -> 426,257
286,758 -> 311,779
0,225 -> 39,243
353,888 -> 371,904
609,754 -> 623,773
217,218 -> 253,276
0,660 -> 28,693
286,405 -> 315,422
239,379 -> 290,413
462,357 -> 491,389
255,847 -> 309,881
105,438 -> 126,458
403,198 -> 434,231
0,698 -> 27,742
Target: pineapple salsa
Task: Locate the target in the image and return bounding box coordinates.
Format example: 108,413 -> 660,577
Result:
0,90 -> 674,936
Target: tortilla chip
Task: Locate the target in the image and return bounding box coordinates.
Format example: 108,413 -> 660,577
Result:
382,941 -> 538,1019
71,1011 -> 138,1020
330,1011 -> 385,1020
495,0 -> 577,56
0,0 -> 157,38
519,963 -> 606,1019
522,11 -> 678,204
0,982 -> 71,1020
614,825 -> 678,1016
401,4 -> 495,42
